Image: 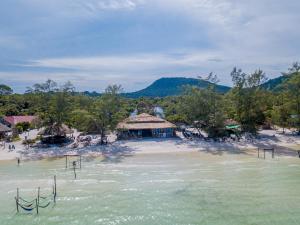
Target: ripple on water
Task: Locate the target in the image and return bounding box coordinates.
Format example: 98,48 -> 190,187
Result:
1,153 -> 300,225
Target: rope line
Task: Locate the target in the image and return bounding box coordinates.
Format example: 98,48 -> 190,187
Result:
18,196 -> 36,204
38,201 -> 51,208
18,203 -> 36,211
15,176 -> 57,214
16,198 -> 37,211
16,192 -> 55,213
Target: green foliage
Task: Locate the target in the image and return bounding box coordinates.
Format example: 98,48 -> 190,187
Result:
2,63 -> 300,140
11,135 -> 21,142
69,85 -> 124,143
0,84 -> 13,95
15,122 -> 31,133
229,68 -> 269,134
180,74 -> 226,137
283,69 -> 300,132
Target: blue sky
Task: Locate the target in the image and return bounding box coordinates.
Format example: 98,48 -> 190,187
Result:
1,0 -> 300,93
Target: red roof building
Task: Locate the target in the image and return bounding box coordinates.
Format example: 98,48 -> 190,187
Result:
3,116 -> 38,127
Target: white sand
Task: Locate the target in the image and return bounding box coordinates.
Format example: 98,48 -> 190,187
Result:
0,129 -> 300,161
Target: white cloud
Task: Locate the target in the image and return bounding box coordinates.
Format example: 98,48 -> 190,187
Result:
12,50 -> 296,92
1,0 -> 300,92
78,0 -> 141,11
20,0 -> 144,19
25,52 -> 219,70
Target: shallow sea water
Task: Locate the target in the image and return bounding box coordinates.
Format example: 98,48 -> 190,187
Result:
0,151 -> 300,225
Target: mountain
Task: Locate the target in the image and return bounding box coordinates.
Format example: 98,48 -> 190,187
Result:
124,77 -> 231,98
261,75 -> 289,91
82,75 -> 291,99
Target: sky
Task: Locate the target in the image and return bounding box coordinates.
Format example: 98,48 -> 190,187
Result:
0,0 -> 300,93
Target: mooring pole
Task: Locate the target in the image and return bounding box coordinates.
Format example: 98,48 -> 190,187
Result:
272,148 -> 274,158
65,155 -> 68,169
36,199 -> 39,214
15,197 -> 19,213
37,187 -> 40,206
54,175 -> 57,194
54,175 -> 57,203
258,148 -> 260,158
16,188 -> 19,213
80,155 -> 82,169
73,165 -> 76,179
264,149 -> 266,159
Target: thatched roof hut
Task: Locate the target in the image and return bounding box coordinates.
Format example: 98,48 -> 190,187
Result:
0,123 -> 11,133
0,123 -> 11,139
117,113 -> 176,139
117,113 -> 176,130
38,123 -> 73,137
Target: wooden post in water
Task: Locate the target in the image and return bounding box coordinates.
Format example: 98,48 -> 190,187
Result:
54,175 -> 57,195
37,187 -> 40,207
73,163 -> 77,179
54,175 -> 57,203
36,199 -> 39,214
264,149 -> 266,159
65,155 -> 68,169
16,188 -> 19,213
272,148 -> 274,158
80,155 -> 82,169
15,197 -> 19,213
258,148 -> 260,158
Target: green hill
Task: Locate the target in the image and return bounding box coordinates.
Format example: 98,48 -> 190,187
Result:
124,77 -> 231,98
260,75 -> 289,91
83,75 -> 291,98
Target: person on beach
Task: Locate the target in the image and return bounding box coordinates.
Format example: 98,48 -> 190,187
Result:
17,158 -> 20,166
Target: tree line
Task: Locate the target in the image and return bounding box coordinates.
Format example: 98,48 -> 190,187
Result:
1,62 -> 300,140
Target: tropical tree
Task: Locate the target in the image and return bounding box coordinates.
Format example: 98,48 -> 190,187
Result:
0,84 -> 13,95
229,68 -> 268,134
283,62 -> 300,133
90,85 -> 123,143
34,81 -> 75,138
181,73 -> 225,137
71,85 -> 124,144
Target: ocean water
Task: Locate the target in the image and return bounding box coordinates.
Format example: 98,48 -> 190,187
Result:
0,151 -> 300,225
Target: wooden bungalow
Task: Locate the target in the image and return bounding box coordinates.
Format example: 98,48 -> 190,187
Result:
117,113 -> 176,139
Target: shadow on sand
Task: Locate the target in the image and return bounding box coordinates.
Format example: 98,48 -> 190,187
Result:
20,133 -> 300,162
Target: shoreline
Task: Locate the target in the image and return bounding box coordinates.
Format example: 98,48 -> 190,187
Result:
1,134 -> 299,162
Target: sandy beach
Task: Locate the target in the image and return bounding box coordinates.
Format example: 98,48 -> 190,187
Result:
1,129 -> 300,162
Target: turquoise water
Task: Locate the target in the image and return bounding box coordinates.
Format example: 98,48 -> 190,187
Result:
0,152 -> 300,225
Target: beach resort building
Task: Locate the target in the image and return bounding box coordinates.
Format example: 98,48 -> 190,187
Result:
117,113 -> 176,139
2,115 -> 38,128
